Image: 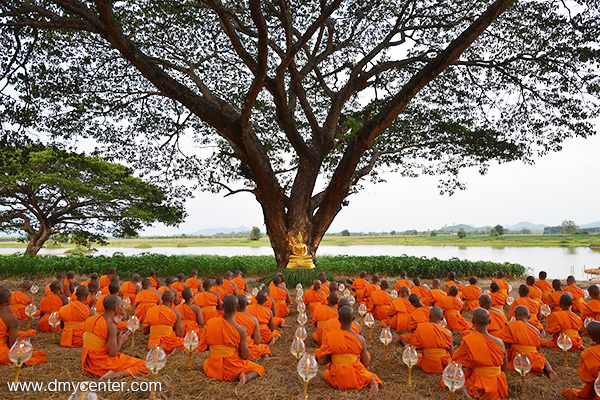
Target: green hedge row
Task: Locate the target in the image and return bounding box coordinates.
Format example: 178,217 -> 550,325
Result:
0,254 -> 526,278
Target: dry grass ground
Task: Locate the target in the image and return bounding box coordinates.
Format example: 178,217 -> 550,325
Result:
0,275 -> 590,399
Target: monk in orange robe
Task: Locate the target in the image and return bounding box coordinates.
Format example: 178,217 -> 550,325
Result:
463,277 -> 483,311
193,279 -> 223,322
583,285 -> 600,321
235,295 -> 272,360
562,321 -> 600,399
489,282 -> 508,308
548,279 -> 567,312
304,280 -> 327,315
508,285 -> 544,332
247,291 -> 281,345
411,277 -> 433,306
134,278 -> 161,323
232,270 -> 247,294
80,272 -> 98,288
526,276 -> 543,304
10,281 -> 35,320
496,305 -> 558,377
313,293 -> 339,344
452,308 -> 508,399
70,288 -> 92,306
395,270 -> 413,292
269,276 -> 291,318
59,286 -> 91,347
147,269 -> 160,289
101,275 -> 120,296
479,295 -> 508,336
253,285 -> 287,328
99,268 -> 116,289
45,272 -> 66,296
440,285 -> 472,335
185,269 -> 202,294
63,270 -> 76,296
386,287 -> 414,331
172,273 -> 187,298
316,305 -> 381,392
368,280 -> 392,321
214,277 -> 228,301
318,272 -> 331,296
121,274 -> 140,304
492,271 -> 510,296
542,293 -> 584,351
565,275 -> 587,314
363,275 -> 380,304
96,281 -> 121,314
404,294 -> 432,333
38,281 -> 66,332
176,288 -> 204,335
324,298 -> 362,335
222,271 -> 239,296
431,279 -> 447,307
82,295 -> 149,378
534,271 -> 553,303
198,295 -> 265,384
352,271 -> 369,304
158,277 -> 180,304
143,291 -> 185,354
0,287 -> 46,366
401,306 -> 452,373
445,272 -> 463,296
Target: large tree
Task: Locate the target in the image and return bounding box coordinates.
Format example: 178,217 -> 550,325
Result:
0,145 -> 185,254
0,1 -> 598,267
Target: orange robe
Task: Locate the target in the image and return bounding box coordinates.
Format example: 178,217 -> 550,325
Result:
490,292 -> 507,308
0,317 -> 46,366
232,277 -> 247,294
492,279 -> 510,296
82,315 -> 149,377
303,289 -> 327,315
148,276 -> 159,289
452,332 -> 508,399
10,290 -> 33,320
99,275 -> 110,289
185,277 -> 201,294
69,292 -> 91,306
318,282 -> 331,297
193,291 -> 221,322
198,317 -> 265,381
495,320 -> 546,375
368,290 -> 392,321
445,280 -> 464,296
541,310 -> 583,351
439,296 -> 472,334
325,318 -> 361,335
561,345 -> 600,400
395,279 -> 413,292
386,297 -> 414,332
38,293 -> 64,332
352,278 -> 369,304
404,322 -> 452,373
363,283 -> 379,303
80,280 -> 91,287
406,307 -> 431,331
528,284 -> 543,304
144,305 -> 185,354
58,301 -> 90,347
176,302 -> 201,335
565,284 -> 587,314
134,289 -> 160,323
312,305 -> 338,344
213,286 -> 227,301
223,279 -> 237,295
95,294 -> 108,314
508,297 -> 543,331
235,312 -> 270,359
583,299 -> 600,321
270,285 -> 290,318
172,281 -> 186,298
246,304 -> 281,344
412,286 -> 434,306
463,285 -> 483,311
534,280 -> 553,304
488,308 -> 509,336
121,281 -> 138,303
431,289 -> 447,307
548,290 -> 566,312
315,330 -> 382,390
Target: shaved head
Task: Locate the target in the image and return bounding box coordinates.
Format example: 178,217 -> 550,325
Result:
372,275 -> 380,283
526,276 -> 535,286
0,286 -> 11,305
338,305 -> 353,324
589,285 -> 600,300
479,294 -> 491,309
413,277 -> 421,286
312,280 -> 321,290
20,280 -> 32,290
497,271 -> 504,279
237,294 -> 247,311
430,306 -> 443,322
203,279 -> 212,290
514,305 -> 529,320
552,279 -> 562,290
560,293 -> 573,309
215,276 -> 224,285
88,281 -> 99,292
328,292 -> 339,306
141,278 -> 151,289
539,271 -> 547,280
567,275 -> 575,284
329,281 -> 339,293
588,321 -> 600,344
469,276 -> 477,285
400,287 -> 410,298
103,294 -> 120,312
448,285 -> 459,297
90,272 -> 99,280
50,281 -> 62,294
447,272 -> 456,281
490,282 -> 499,293
108,267 -> 116,274
162,290 -> 175,304
108,281 -> 120,295
472,308 -> 490,328
338,298 -> 351,308
380,280 -> 389,290
432,279 -> 441,289
132,273 -> 140,282
182,288 -> 193,301
518,284 -> 529,297
75,285 -> 89,300
256,291 -> 267,304
223,295 -> 238,313
359,271 -> 367,278
408,294 -> 422,307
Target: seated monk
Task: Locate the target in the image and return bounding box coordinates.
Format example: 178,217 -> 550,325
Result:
223,271 -> 239,296
143,291 -> 185,354
401,307 -> 452,374
445,272 -> 463,297
69,287 -> 92,306
80,272 -> 98,288
134,278 -> 161,323
304,280 -> 327,315
541,294 -> 584,351
316,305 -> 382,393
324,298 -> 362,335
0,287 -> 46,366
147,269 -> 160,289
495,305 -> 558,378
318,272 -> 331,297
172,274 -> 187,299
439,286 -> 472,336
232,270 -> 247,295
185,270 -> 201,295
386,287 -> 414,332
411,277 -> 433,306
526,276 -> 543,304
193,279 -> 223,323
101,275 -> 121,296
534,271 -> 553,304
430,279 -> 447,307
45,272 -> 66,296
478,295 -> 508,336
269,276 -> 291,318
158,277 -> 180,305
38,281 -> 67,332
246,291 -> 281,345
87,281 -> 100,309
253,285 -> 287,328
352,271 -> 369,304
405,294 -> 432,332
548,279 -> 567,312
10,280 -> 35,320
176,288 -> 204,335
235,295 -> 272,360
583,285 -> 600,322
492,271 -> 510,296
452,308 -> 508,399
121,274 -> 141,304
463,277 -> 483,311
82,295 -> 149,378
313,293 -> 339,344
363,275 -> 381,305
198,295 -> 265,385
63,270 -> 76,297
508,285 -> 544,332
59,286 -> 91,347
213,277 -> 228,301
394,270 -> 413,292
99,268 -> 116,289
368,280 -> 392,322
489,282 -> 508,309
97,282 -> 128,330
562,321 -> 600,399
565,275 -> 587,314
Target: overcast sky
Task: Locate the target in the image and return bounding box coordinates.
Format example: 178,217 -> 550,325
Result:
142,127 -> 600,236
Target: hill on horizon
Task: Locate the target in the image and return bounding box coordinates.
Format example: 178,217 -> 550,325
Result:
189,226 -> 251,236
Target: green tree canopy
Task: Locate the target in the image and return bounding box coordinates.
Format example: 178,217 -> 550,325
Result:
0,145 -> 185,254
561,220 -> 578,236
249,226 -> 262,240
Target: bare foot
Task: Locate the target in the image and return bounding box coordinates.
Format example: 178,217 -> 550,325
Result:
369,379 -> 379,394
270,336 -> 280,345
237,372 -> 247,387
263,356 -> 280,361
100,370 -> 126,380
546,368 -> 559,379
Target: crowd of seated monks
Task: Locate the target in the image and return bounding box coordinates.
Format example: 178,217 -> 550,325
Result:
2,267 -> 600,398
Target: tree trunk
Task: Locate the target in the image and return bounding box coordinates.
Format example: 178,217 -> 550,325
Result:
24,228 -> 52,256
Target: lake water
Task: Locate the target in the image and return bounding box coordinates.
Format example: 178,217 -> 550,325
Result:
2,244 -> 600,280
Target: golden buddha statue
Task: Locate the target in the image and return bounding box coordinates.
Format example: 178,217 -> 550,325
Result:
286,233 -> 315,269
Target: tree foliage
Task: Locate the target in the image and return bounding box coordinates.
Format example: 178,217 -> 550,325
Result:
492,224 -> 505,236
249,226 -> 262,240
561,220 -> 578,236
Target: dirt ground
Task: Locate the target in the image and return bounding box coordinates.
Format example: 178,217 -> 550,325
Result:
0,274 -> 591,399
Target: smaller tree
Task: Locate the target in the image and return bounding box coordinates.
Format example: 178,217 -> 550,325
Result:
249,227 -> 262,241
340,230 -> 350,237
430,231 -> 437,237
492,225 -> 505,236
520,228 -> 532,235
561,220 -> 579,236
457,230 -> 467,239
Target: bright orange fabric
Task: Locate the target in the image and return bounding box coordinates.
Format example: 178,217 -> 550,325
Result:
583,299 -> 600,321
121,281 -> 138,303
368,290 -> 392,321
70,292 -> 91,306
312,305 -> 338,344
303,289 -> 327,315
95,294 -> 108,314
463,285 -> 483,311
315,329 -> 382,390
325,318 -> 361,335
488,308 -> 508,336
561,344 -> 600,399
148,276 -> 159,289
411,286 -> 434,306
0,316 -> 46,366
528,285 -> 543,304
452,332 -> 508,399
508,297 -> 543,331
363,283 -> 379,303
541,310 -> 583,351
232,277 -> 247,294
171,282 -> 186,298
81,315 -> 149,377
395,279 -> 413,292
214,286 -> 227,301
38,293 -> 64,332
198,317 -> 265,381
565,284 -> 587,313
495,320 -> 546,375
445,280 -> 464,295
134,289 -> 160,323
10,290 -> 33,320
270,285 -> 290,318
490,292 -> 508,308
223,279 -> 237,295
193,291 -> 221,322
352,278 -> 369,304
386,297 -> 414,331
246,304 -> 281,344
235,312 -> 270,359
439,296 -> 472,334
176,302 -> 201,335
144,305 -> 184,354
548,290 -> 566,312
431,289 -> 447,307
404,322 -> 452,373
406,307 -> 431,331
58,301 -> 90,347
492,279 -> 510,296
534,280 -> 553,304
185,277 -> 201,294
99,275 -> 110,289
